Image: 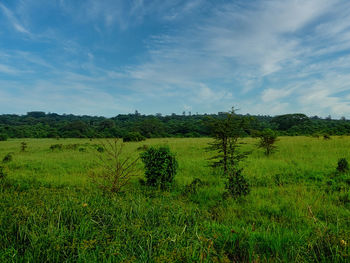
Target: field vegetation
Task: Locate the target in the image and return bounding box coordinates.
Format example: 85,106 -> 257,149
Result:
1,136 -> 350,262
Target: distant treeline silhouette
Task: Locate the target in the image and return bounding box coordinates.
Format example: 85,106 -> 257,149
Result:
0,111 -> 349,139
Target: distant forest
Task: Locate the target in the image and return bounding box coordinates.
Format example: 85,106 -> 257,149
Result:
0,111 -> 349,139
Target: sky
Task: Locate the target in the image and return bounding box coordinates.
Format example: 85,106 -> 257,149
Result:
1,0 -> 350,118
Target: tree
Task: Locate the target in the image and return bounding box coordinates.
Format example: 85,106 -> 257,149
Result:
89,139 -> 139,193
257,129 -> 278,155
206,108 -> 249,173
271,114 -> 310,131
206,108 -> 251,198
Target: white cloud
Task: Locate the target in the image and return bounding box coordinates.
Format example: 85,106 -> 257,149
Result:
261,88 -> 293,103
0,2 -> 31,35
1,0 -> 350,117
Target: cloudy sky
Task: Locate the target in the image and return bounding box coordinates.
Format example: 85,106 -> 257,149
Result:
1,0 -> 350,118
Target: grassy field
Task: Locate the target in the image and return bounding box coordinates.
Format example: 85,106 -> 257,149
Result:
0,137 -> 350,262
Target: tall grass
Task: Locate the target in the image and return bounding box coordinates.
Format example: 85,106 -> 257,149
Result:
0,137 -> 349,262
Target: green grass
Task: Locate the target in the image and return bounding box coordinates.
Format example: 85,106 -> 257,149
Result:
0,137 -> 350,262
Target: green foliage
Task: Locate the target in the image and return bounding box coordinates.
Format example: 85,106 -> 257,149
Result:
206,108 -> 250,173
183,178 -> 204,195
123,131 -> 146,142
0,111 -> 350,139
140,146 -> 178,189
89,139 -> 139,193
271,113 -> 310,131
257,128 -> 278,155
0,137 -> 350,262
206,108 -> 251,198
137,144 -> 149,151
50,144 -> 63,151
337,158 -> 349,173
0,165 -> 7,179
324,134 -> 331,140
311,132 -> 320,138
2,153 -> 13,163
20,141 -> 27,152
96,146 -> 104,152
225,168 -> 250,198
0,133 -> 8,141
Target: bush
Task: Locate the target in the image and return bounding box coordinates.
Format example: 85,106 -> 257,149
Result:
225,168 -> 250,198
50,144 -> 63,151
140,146 -> 178,189
123,132 -> 146,142
2,153 -> 13,163
96,146 -> 104,153
0,134 -> 8,141
337,158 -> 349,173
323,134 -> 331,140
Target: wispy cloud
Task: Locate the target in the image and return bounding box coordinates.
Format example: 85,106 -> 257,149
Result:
0,2 -> 31,35
1,0 -> 350,117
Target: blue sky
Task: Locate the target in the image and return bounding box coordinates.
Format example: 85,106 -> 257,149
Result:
1,0 -> 350,118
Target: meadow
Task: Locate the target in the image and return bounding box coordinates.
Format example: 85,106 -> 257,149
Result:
0,137 -> 349,262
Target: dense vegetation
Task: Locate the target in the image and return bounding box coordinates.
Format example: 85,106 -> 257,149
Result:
0,137 -> 349,262
0,111 -> 349,139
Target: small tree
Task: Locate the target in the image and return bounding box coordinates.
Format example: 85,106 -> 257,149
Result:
206,108 -> 249,173
257,129 -> 278,156
140,146 -> 177,190
20,142 -> 27,152
90,139 -> 139,193
206,108 -> 251,198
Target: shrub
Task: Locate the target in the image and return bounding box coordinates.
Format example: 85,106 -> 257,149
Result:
225,168 -> 250,198
50,144 -> 63,151
78,147 -> 86,152
323,134 -> 331,140
96,146 -> 104,153
140,146 -> 178,189
183,178 -> 203,195
257,128 -> 278,156
89,139 -> 139,193
336,158 -> 349,173
2,153 -> 13,163
123,132 -> 146,142
0,134 -> 8,141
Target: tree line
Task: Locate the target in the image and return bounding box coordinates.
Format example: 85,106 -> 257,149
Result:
0,111 -> 349,139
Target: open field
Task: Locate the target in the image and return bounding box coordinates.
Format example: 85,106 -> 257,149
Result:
1,137 -> 350,262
